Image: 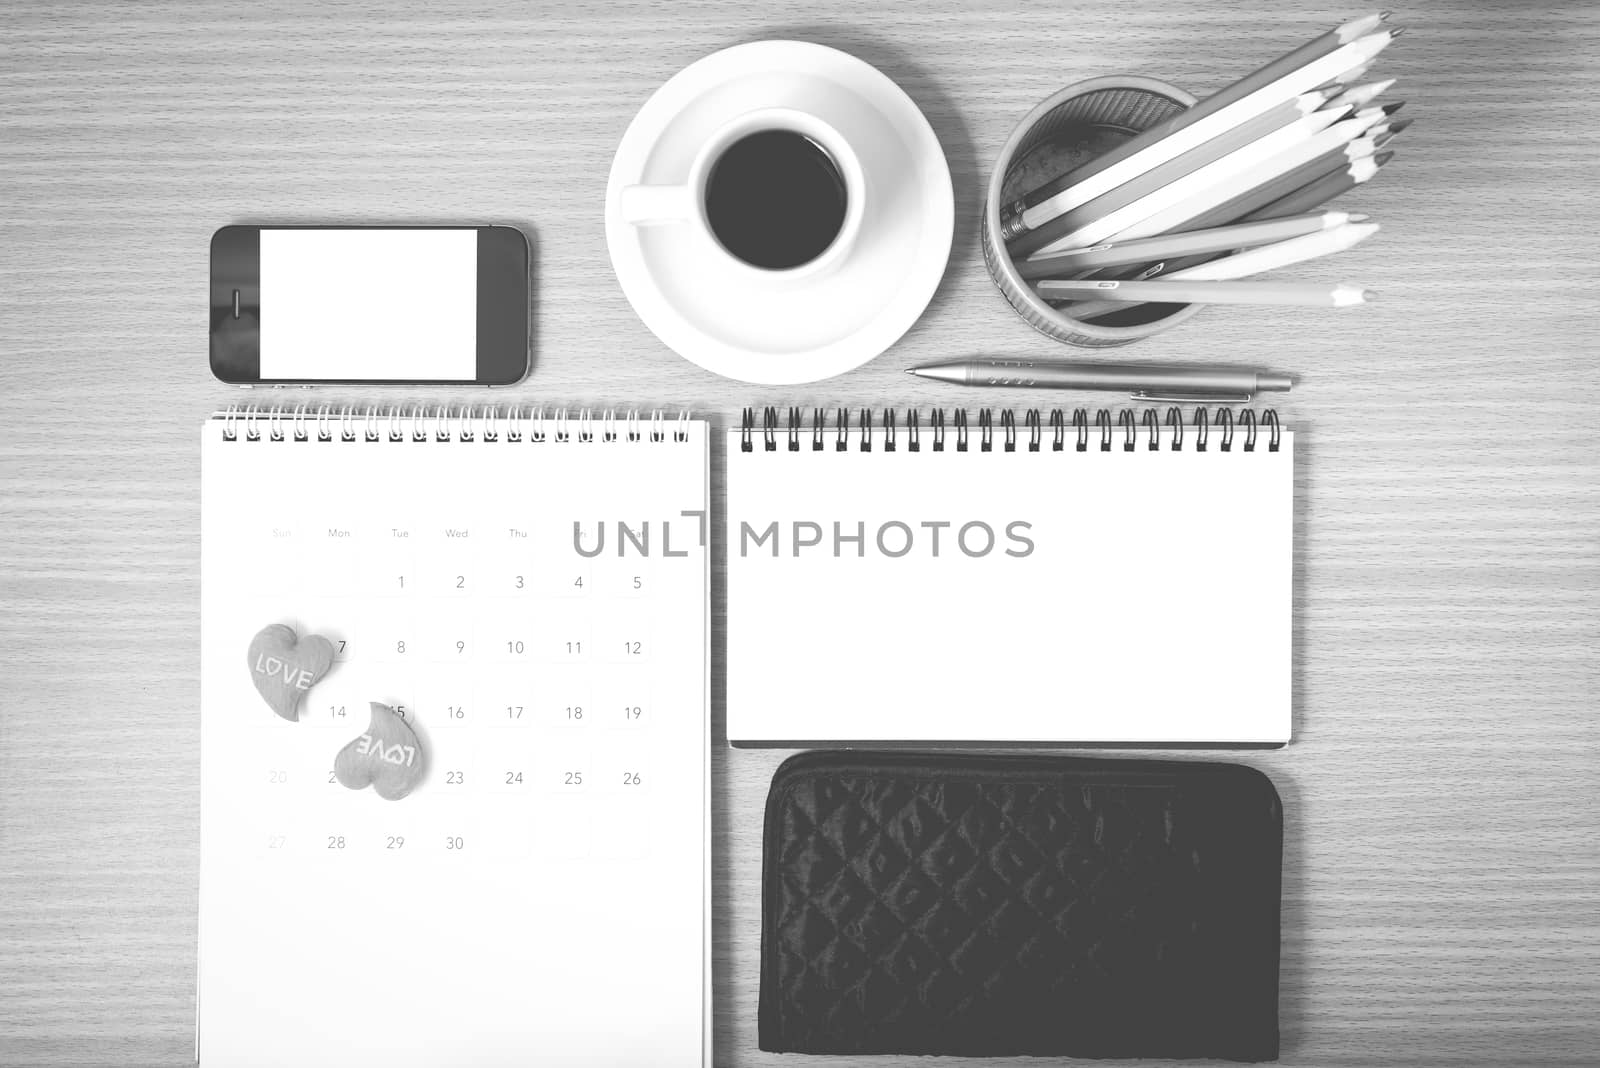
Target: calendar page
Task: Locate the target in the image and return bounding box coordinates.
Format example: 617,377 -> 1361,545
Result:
198,410 -> 709,1067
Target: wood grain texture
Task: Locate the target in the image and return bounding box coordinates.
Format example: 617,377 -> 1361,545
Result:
2,1 -> 1597,1065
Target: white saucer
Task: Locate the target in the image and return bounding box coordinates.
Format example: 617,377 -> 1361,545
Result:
605,41 -> 954,385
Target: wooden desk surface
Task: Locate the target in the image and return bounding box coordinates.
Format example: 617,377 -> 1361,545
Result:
2,1 -> 1597,1064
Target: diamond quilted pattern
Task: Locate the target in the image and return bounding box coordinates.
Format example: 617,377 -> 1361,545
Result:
760,752 -> 1282,1061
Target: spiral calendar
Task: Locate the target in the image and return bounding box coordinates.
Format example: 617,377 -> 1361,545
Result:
199,406 -> 709,1067
727,406 -> 1293,747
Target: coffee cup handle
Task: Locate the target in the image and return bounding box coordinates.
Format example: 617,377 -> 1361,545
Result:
619,184 -> 695,226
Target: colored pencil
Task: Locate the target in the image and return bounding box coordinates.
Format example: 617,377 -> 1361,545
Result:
1071,142 -> 1386,280
1177,133 -> 1376,227
1015,210 -> 1365,278
1001,22 -> 1398,239
1328,77 -> 1396,110
1327,60 -> 1374,88
1162,222 -> 1379,279
1014,107 -> 1351,257
1033,110 -> 1386,254
1247,150 -> 1393,219
1370,117 -> 1413,146
1062,224 -> 1379,318
1036,278 -> 1374,307
999,83 -> 1343,244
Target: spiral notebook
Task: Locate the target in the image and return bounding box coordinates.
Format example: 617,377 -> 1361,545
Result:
727,406 -> 1293,747
199,406 -> 710,1067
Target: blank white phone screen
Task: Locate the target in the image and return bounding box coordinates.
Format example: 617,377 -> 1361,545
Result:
259,229 -> 477,381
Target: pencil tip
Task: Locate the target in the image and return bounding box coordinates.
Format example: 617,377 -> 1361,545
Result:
1388,117 -> 1414,134
1382,100 -> 1406,115
1379,10 -> 1392,20
1349,213 -> 1370,222
1376,150 -> 1396,165
1390,26 -> 1406,38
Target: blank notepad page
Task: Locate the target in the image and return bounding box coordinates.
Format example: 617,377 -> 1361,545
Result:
727,408 -> 1293,746
199,409 -> 709,1067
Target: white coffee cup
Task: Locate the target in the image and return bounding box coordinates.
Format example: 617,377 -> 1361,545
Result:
619,107 -> 866,281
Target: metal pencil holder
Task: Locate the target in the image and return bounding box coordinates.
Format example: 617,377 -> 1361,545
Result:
983,76 -> 1201,348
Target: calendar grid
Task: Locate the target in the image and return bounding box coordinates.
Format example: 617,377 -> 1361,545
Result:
199,413 -> 710,1066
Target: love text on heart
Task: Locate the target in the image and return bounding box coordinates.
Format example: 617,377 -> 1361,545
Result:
355,734 -> 417,768
252,653 -> 317,690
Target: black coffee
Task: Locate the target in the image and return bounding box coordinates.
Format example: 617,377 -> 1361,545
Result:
705,130 -> 848,270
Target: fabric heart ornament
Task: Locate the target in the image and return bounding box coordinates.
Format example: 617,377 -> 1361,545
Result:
334,702 -> 425,801
246,623 -> 335,722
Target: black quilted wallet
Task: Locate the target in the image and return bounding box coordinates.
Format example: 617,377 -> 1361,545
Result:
760,752 -> 1283,1060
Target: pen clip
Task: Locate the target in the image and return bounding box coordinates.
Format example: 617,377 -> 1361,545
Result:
1131,389 -> 1254,404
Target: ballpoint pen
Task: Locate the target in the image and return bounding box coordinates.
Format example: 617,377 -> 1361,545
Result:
906,359 -> 1293,402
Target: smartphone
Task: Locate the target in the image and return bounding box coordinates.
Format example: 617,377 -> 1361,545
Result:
210,225 -> 530,386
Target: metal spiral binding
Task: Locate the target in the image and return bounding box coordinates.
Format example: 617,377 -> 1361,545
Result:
736,407 -> 1283,453
219,405 -> 690,443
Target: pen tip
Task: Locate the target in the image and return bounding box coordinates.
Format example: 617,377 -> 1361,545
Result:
1349,212 -> 1370,222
